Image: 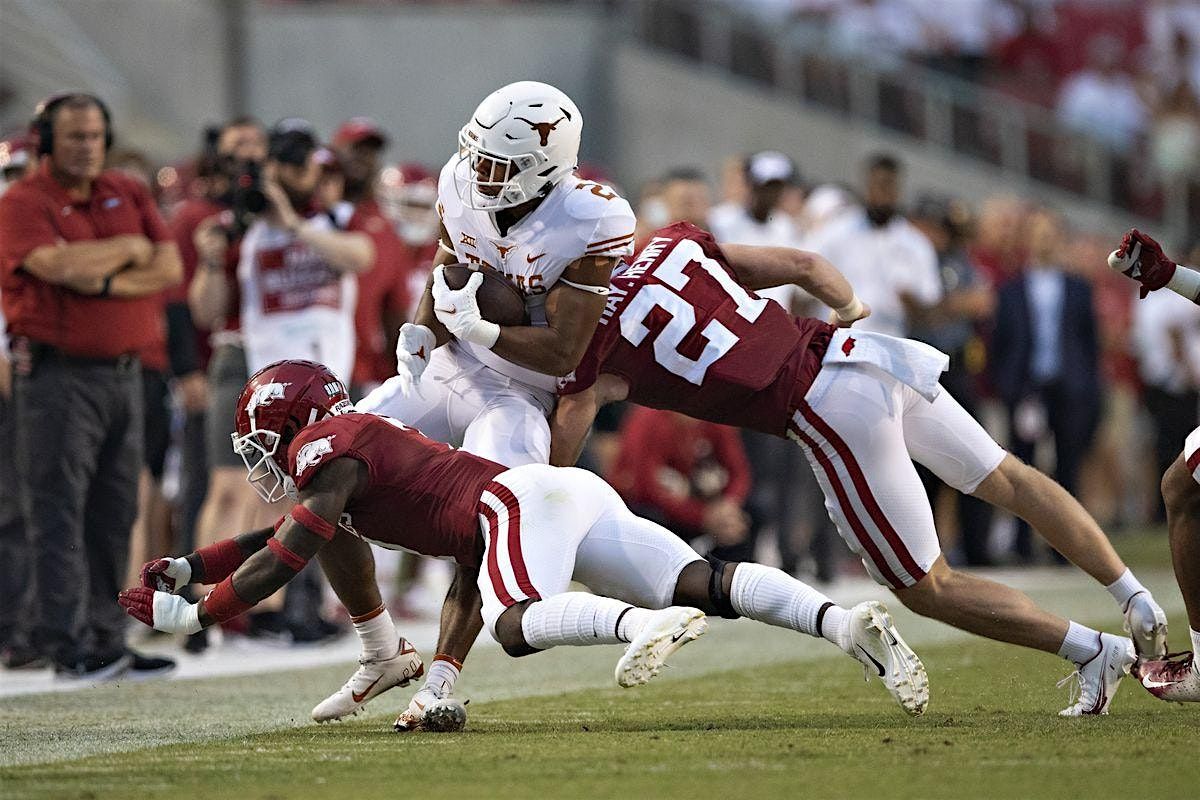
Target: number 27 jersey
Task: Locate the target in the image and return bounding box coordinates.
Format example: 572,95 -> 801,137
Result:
559,223 -> 834,437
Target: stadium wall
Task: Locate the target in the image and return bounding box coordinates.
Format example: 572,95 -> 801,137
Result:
609,45 -> 1147,233
244,2 -> 612,170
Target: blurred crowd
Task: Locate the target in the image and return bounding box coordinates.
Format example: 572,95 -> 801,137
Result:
0,98 -> 1191,672
735,0 -> 1200,179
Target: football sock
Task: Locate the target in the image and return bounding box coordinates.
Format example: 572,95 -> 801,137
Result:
424,656 -> 461,699
351,605 -> 400,662
1105,569 -> 1148,610
520,592 -> 653,649
729,563 -> 842,645
1190,628 -> 1200,657
1057,621 -> 1103,664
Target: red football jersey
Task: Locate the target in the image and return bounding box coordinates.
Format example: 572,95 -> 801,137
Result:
287,413 -> 504,566
561,223 -> 833,437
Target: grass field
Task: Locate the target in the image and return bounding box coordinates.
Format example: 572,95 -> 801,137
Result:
2,532 -> 1197,800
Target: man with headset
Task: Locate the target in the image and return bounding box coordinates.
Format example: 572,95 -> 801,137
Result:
0,93 -> 182,680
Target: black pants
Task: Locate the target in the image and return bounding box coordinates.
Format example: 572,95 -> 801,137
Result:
1143,386 -> 1199,521
15,353 -> 143,662
0,386 -> 31,649
1008,382 -> 1098,561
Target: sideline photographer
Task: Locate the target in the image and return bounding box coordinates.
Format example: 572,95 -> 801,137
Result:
174,116 -> 267,650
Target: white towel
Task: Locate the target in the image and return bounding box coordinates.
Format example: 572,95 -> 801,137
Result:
824,329 -> 949,402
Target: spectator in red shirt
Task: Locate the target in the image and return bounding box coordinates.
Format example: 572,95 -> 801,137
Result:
331,118 -> 411,397
608,407 -> 754,561
378,162 -> 441,317
0,93 -> 181,680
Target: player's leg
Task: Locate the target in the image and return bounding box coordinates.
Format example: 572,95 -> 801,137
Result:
476,465 -> 707,687
1131,446 -> 1200,701
797,365 -> 1132,714
310,532 -> 423,722
458,380 -> 554,466
571,482 -> 928,715
906,378 -> 1167,656
355,347 -> 461,444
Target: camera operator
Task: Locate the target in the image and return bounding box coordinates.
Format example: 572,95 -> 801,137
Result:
238,118 -> 373,381
173,116 -> 266,650
0,93 -> 181,679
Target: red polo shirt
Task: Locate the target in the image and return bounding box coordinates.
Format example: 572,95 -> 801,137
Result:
0,161 -> 173,358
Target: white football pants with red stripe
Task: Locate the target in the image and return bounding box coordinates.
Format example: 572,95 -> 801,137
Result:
789,362 -> 1006,589
474,464 -> 704,637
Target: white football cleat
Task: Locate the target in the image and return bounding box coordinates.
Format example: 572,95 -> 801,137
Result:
615,607 -> 708,688
1058,633 -> 1135,716
1123,591 -> 1168,657
311,639 -> 424,723
421,697 -> 469,732
394,686 -> 440,732
845,601 -> 929,716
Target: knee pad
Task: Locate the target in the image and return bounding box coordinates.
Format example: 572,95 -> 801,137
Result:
705,556 -> 741,620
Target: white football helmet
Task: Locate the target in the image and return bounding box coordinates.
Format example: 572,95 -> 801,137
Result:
455,81 -> 582,211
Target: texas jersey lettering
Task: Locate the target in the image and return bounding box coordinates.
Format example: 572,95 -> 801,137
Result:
560,222 -> 834,436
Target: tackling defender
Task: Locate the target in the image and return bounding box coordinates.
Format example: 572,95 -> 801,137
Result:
120,359 -> 931,720
1109,229 -> 1200,700
350,80 -> 636,725
551,223 -> 1167,716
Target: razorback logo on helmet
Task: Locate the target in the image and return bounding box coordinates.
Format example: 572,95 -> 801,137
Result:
295,435 -> 336,477
248,382 -> 290,413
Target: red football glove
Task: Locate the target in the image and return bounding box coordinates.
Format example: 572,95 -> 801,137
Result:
1108,228 -> 1177,298
139,556 -> 192,593
118,586 -> 202,634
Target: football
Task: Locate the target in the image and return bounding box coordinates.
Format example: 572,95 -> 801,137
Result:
441,263 -> 529,327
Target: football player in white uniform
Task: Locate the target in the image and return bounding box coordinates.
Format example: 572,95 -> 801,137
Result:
336,82 -> 635,727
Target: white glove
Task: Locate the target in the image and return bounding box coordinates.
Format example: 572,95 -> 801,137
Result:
117,587 -> 203,634
394,323 -> 437,398
139,556 -> 192,593
431,266 -> 500,348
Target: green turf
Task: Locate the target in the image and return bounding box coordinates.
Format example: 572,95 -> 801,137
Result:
2,531 -> 1194,800
3,623 -> 1196,800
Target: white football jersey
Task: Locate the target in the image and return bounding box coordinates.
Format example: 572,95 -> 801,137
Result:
437,155 -> 636,389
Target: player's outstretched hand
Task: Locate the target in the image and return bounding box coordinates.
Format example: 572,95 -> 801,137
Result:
118,587 -> 203,634
394,323 -> 436,398
830,299 -> 871,328
431,266 -> 500,348
1108,228 -> 1177,298
140,556 -> 192,593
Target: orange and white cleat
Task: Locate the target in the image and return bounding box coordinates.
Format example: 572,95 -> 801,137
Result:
311,639 -> 424,722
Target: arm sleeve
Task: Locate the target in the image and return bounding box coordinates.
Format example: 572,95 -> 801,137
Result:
165,301 -> 201,376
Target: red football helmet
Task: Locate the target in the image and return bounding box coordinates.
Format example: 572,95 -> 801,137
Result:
232,359 -> 353,502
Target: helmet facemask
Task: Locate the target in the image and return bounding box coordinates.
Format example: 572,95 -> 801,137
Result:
232,421 -> 295,503
454,128 -> 546,211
